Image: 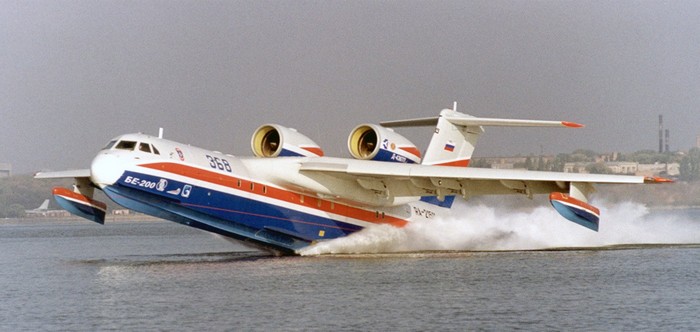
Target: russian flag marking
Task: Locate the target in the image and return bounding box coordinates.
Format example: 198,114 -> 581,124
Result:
444,142 -> 455,152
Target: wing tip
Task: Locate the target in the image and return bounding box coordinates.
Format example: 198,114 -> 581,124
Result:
561,121 -> 584,128
644,176 -> 674,183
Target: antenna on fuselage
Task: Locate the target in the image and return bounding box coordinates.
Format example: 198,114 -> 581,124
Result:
158,128 -> 164,139
453,101 -> 457,112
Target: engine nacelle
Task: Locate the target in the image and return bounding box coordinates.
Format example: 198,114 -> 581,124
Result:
347,124 -> 421,164
251,124 -> 324,157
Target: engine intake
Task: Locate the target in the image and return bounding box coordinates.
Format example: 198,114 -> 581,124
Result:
348,124 -> 421,164
251,124 -> 324,158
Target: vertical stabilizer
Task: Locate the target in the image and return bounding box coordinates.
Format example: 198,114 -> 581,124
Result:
421,109 -> 483,167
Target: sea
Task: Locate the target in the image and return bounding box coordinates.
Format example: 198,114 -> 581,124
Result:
1,203 -> 699,331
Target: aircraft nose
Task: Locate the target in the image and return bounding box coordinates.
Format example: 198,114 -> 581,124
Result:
90,153 -> 125,187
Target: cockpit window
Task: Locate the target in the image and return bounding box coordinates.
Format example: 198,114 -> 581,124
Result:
115,140 -> 137,151
139,143 -> 152,153
106,140 -> 159,154
102,140 -> 117,150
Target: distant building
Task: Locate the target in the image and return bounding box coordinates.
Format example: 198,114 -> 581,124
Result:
636,163 -> 680,177
0,163 -> 10,178
563,162 -> 588,173
605,162 -> 638,175
563,161 -> 679,177
477,155 -> 555,170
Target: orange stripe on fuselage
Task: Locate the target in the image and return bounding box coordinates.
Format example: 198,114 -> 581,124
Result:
139,162 -> 408,227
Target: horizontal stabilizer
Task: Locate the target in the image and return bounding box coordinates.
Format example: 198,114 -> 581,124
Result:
445,117 -> 582,128
380,117 -> 440,127
549,192 -> 600,231
381,113 -> 583,128
52,187 -> 107,224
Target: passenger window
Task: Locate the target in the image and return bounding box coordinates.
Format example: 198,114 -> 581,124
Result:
151,145 -> 160,155
102,140 -> 117,150
115,141 -> 137,151
139,143 -> 152,153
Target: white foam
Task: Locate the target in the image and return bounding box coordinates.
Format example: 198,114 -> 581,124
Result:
298,200 -> 700,256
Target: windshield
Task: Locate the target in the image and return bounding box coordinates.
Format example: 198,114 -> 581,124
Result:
115,140 -> 137,151
102,140 -> 117,150
104,139 -> 160,154
139,143 -> 152,153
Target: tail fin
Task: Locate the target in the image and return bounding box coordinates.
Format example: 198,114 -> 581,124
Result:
421,109 -> 482,167
381,107 -> 483,167
381,104 -> 583,168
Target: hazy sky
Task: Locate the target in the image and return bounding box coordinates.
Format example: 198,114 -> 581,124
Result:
2,1 -> 699,174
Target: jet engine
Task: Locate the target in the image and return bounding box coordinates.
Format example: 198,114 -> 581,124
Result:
251,124 -> 324,157
347,124 -> 421,164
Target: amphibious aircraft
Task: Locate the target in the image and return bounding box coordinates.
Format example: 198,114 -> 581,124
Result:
35,105 -> 667,255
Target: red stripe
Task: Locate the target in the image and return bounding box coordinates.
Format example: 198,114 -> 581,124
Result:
399,146 -> 422,158
140,162 -> 407,227
561,121 -> 584,128
549,192 -> 600,215
644,176 -> 673,183
433,159 -> 470,167
301,146 -> 324,157
53,187 -> 107,210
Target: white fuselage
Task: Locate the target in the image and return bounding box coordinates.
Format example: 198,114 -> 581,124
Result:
88,133 -> 444,253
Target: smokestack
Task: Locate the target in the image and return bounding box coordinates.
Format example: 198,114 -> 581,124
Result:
665,129 -> 670,153
659,115 -> 663,153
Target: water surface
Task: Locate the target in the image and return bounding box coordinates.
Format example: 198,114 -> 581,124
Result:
1,218 -> 698,331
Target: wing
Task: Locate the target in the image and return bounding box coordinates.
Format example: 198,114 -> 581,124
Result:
297,158 -> 662,231
34,169 -> 91,179
300,158 -> 645,200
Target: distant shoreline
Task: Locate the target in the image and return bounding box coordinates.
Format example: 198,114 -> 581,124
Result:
648,205 -> 700,211
1,214 -> 165,225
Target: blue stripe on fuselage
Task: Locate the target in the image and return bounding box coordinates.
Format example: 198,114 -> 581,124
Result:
102,185 -> 304,254
112,171 -> 363,249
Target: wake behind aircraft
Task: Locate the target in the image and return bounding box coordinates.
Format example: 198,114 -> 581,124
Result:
35,105 -> 668,255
